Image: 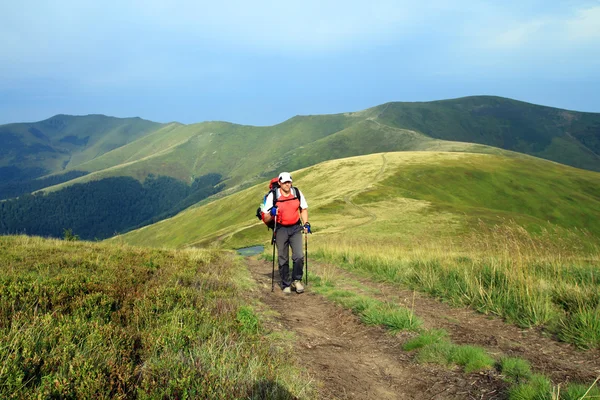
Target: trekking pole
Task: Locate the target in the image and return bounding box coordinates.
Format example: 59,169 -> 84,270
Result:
271,217 -> 277,292
304,230 -> 308,286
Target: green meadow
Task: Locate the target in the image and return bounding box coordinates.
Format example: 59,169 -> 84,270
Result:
0,236 -> 313,399
118,151 -> 600,349
2,97 -> 600,398
2,147 -> 600,398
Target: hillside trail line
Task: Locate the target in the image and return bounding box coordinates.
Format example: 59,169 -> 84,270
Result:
313,260 -> 600,384
244,256 -> 507,400
342,153 -> 388,229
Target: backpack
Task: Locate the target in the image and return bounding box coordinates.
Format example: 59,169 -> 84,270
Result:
255,177 -> 302,230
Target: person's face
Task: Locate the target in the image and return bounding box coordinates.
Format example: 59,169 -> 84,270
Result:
280,180 -> 292,192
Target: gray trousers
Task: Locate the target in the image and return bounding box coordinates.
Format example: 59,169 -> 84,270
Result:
275,224 -> 304,288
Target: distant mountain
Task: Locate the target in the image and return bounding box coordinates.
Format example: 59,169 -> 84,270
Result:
1,96 -> 599,239
13,97 -> 592,200
2,97 -> 599,192
374,96 -> 600,172
0,114 -> 163,182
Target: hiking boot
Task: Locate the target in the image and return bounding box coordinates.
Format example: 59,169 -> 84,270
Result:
282,286 -> 291,294
292,280 -> 304,294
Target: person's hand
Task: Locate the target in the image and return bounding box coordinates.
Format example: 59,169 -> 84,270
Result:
269,207 -> 278,216
304,222 -> 312,234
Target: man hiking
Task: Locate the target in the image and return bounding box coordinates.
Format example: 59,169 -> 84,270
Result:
262,172 -> 311,294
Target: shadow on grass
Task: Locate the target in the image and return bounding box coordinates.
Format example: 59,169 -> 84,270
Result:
247,379 -> 297,400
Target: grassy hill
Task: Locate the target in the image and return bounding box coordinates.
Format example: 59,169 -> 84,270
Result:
42,114 -> 365,190
0,114 -> 163,196
2,96 -> 599,240
28,96 -> 600,197
114,151 -> 600,250
375,96 -> 600,171
115,150 -> 600,351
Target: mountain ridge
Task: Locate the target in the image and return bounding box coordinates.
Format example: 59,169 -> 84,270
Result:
0,114 -> 164,180
2,96 -> 599,185
2,95 -> 599,240
27,96 -> 600,196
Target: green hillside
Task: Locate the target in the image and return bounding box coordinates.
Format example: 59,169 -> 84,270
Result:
47,114 -> 361,189
0,114 -> 163,182
4,96 -> 598,198
278,119 -> 514,174
3,96 -> 599,240
114,151 -> 600,250
3,97 -> 600,195
0,174 -> 223,240
40,99 -> 557,195
375,96 -> 600,171
81,96 -> 600,182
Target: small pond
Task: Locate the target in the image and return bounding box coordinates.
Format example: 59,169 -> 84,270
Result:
236,245 -> 265,257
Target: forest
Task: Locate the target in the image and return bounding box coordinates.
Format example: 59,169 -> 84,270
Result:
0,173 -> 223,240
0,168 -> 89,200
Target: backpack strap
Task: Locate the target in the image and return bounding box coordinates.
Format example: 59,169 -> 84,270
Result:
273,187 -> 303,212
293,187 -> 303,207
272,189 -> 279,207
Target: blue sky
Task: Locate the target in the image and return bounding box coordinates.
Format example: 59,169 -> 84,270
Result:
1,0 -> 599,125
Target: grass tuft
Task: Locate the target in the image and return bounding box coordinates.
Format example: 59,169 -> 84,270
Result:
560,381 -> 600,400
450,345 -> 495,373
415,340 -> 454,366
499,357 -> 532,383
414,340 -> 495,374
558,306 -> 600,349
361,306 -> 418,333
236,306 -> 261,335
403,329 -> 449,351
508,374 -> 552,400
312,281 -> 422,333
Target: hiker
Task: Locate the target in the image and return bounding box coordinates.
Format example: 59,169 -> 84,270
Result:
262,172 -> 311,294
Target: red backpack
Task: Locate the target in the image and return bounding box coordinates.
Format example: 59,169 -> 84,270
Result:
255,178 -> 301,230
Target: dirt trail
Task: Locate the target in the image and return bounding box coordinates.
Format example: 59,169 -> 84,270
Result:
322,262 -> 600,384
246,257 -> 508,400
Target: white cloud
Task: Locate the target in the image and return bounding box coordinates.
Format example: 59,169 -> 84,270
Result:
439,2 -> 600,77
481,4 -> 600,50
491,19 -> 549,49
565,5 -> 600,41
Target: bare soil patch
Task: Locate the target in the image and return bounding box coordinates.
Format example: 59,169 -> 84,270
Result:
246,257 -> 508,399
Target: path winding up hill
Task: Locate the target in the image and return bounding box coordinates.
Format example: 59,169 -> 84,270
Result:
245,257 -> 600,399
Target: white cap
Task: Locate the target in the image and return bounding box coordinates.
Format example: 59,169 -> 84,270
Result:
278,172 -> 292,183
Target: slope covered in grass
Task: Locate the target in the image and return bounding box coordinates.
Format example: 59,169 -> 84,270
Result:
33,96 -> 600,197
0,114 -> 164,179
0,235 -> 313,399
115,150 -> 600,250
4,97 -> 599,240
374,96 -> 600,171
353,154 -> 600,235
